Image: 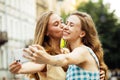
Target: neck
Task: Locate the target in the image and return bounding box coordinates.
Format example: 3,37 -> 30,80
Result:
68,39 -> 84,51
49,38 -> 61,53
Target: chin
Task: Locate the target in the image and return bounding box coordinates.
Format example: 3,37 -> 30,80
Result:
63,37 -> 69,41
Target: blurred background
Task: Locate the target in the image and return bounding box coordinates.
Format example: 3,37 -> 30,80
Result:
0,0 -> 120,80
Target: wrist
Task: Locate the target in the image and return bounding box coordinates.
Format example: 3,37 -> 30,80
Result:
48,56 -> 57,66
49,54 -> 66,66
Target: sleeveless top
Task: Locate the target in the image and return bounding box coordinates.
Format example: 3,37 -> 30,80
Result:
28,48 -> 69,80
46,48 -> 69,80
26,64 -> 66,80
66,46 -> 100,80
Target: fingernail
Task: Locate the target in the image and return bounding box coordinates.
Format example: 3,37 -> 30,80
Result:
16,60 -> 20,62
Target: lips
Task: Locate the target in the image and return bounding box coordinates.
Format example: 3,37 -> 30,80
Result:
63,31 -> 70,36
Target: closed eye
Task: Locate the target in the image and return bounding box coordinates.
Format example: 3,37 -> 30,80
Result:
70,22 -> 74,27
54,22 -> 59,26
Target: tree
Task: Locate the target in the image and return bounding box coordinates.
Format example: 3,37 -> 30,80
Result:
77,0 -> 120,69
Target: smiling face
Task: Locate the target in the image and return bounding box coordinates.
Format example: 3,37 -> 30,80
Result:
47,14 -> 64,39
63,15 -> 85,42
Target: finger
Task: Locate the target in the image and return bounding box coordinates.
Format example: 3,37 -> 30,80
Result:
100,70 -> 105,75
11,65 -> 21,73
32,53 -> 39,58
100,76 -> 105,80
32,45 -> 44,50
23,48 -> 33,56
28,46 -> 38,53
23,54 -> 36,62
100,74 -> 105,78
9,61 -> 18,67
9,63 -> 21,72
100,73 -> 105,78
36,50 -> 45,56
100,66 -> 105,72
100,70 -> 105,80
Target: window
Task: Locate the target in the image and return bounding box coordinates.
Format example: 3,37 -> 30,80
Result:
0,47 -> 7,69
0,0 -> 5,3
0,50 -> 3,69
0,16 -> 2,30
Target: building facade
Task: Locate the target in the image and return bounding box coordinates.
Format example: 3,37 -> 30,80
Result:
36,0 -> 62,17
0,0 -> 36,79
0,0 -> 82,79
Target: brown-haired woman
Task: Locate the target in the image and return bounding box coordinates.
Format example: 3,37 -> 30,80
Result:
9,11 -> 106,80
23,11 -> 108,80
9,11 -> 67,80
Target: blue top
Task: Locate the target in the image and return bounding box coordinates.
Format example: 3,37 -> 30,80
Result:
66,46 -> 100,80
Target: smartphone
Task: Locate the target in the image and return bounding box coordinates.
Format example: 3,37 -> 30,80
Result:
13,49 -> 30,63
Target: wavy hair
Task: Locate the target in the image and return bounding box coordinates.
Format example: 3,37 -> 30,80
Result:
28,11 -> 54,80
69,11 -> 108,80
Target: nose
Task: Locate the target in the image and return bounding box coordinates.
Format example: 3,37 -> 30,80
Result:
63,24 -> 69,30
60,23 -> 65,29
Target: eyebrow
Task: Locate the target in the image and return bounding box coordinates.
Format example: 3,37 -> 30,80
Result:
52,18 -> 63,23
66,21 -> 74,24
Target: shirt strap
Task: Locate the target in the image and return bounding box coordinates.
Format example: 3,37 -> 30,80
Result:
86,46 -> 100,69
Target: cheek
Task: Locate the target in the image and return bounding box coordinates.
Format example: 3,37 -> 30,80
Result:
71,28 -> 79,33
49,28 -> 63,37
50,28 -> 62,33
71,29 -> 81,37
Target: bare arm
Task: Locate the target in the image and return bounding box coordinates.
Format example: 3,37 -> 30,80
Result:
23,45 -> 105,79
23,45 -> 87,67
9,61 -> 45,74
49,47 -> 87,66
20,62 -> 45,74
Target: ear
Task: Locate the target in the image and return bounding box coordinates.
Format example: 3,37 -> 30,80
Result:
79,31 -> 86,38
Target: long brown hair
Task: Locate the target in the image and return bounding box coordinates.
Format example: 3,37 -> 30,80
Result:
33,11 -> 61,55
29,11 -> 67,80
33,11 -> 53,46
28,11 -> 54,80
70,11 -> 108,79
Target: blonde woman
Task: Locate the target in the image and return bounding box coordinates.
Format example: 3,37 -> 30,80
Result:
23,11 -> 108,80
9,11 -> 106,80
9,11 -> 67,80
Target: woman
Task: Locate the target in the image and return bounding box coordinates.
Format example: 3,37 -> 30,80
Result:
9,11 -> 67,80
23,11 -> 108,80
9,11 -> 106,80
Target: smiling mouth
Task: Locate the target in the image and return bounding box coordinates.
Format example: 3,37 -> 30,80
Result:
63,31 -> 70,36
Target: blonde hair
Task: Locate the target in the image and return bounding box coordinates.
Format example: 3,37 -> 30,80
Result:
70,11 -> 108,79
29,11 -> 67,80
28,11 -> 54,80
33,11 -> 61,55
33,11 -> 53,45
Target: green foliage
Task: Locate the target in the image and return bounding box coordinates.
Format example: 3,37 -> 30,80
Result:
77,0 -> 120,69
61,10 -> 69,23
61,0 -> 120,69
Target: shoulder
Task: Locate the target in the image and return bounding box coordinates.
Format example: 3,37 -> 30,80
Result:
73,46 -> 89,56
74,46 -> 88,52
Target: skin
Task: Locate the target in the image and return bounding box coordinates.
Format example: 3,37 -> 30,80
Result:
23,14 -> 104,79
9,12 -> 105,80
24,15 -> 99,72
9,13 -> 64,74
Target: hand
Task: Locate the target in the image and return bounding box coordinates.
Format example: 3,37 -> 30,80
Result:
23,45 -> 51,64
100,68 -> 105,80
9,61 -> 22,74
